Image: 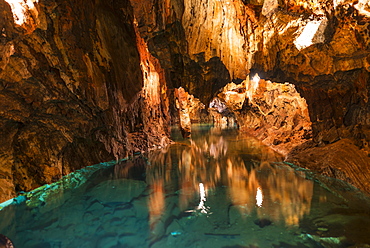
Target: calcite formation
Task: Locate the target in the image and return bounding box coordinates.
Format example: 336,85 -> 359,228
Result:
211,77 -> 312,155
174,87 -> 210,136
129,0 -> 370,194
1,0 -> 370,201
251,3 -> 370,148
0,0 -> 169,202
287,139 -> 370,193
130,0 -> 369,146
131,0 -> 232,105
174,87 -> 192,137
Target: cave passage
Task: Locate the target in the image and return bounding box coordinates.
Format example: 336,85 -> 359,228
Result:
1,124 -> 370,247
1,0 -> 370,247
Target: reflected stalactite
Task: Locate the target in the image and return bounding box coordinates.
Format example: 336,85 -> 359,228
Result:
141,151 -> 169,236
140,126 -> 314,231
228,156 -> 314,226
148,180 -> 165,227
227,157 -> 259,214
258,166 -> 313,226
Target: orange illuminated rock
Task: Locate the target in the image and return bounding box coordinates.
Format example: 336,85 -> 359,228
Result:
0,0 -> 170,202
175,87 -> 192,138
1,0 -> 370,202
215,77 -> 312,155
287,138 -> 370,194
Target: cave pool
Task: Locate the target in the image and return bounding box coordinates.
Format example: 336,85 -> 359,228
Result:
1,124 -> 370,248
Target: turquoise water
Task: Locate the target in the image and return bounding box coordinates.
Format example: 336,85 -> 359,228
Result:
1,125 -> 370,247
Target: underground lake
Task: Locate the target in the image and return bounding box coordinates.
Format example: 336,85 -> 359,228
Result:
0,124 -> 370,248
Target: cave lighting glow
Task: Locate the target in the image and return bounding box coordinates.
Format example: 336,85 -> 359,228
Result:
333,0 -> 346,9
355,0 -> 370,17
294,20 -> 322,50
252,74 -> 260,84
256,187 -> 263,207
5,0 -> 38,25
197,183 -> 208,214
252,74 -> 260,92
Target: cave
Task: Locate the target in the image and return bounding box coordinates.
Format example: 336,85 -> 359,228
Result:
1,0 -> 370,247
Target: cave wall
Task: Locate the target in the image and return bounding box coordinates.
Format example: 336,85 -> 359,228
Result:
0,0 -> 169,202
213,78 -> 312,155
132,0 -> 370,148
2,0 -> 370,201
131,0 -> 233,106
251,0 -> 370,148
129,0 -> 370,193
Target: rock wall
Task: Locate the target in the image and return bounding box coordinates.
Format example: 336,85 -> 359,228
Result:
212,78 -> 312,155
287,138 -> 370,193
130,0 -> 232,105
130,0 -> 370,146
249,0 -> 370,147
248,0 -> 370,193
0,0 -> 169,202
2,0 -> 370,201
130,0 -> 370,193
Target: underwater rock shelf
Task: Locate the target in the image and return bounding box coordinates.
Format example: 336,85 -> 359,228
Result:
0,159 -> 123,212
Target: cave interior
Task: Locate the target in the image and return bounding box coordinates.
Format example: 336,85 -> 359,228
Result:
1,0 -> 370,247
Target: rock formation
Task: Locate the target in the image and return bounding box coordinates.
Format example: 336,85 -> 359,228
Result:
210,77 -> 312,155
252,0 -> 370,148
130,0 -> 370,145
287,138 -> 370,193
0,0 -> 169,202
174,87 -> 192,137
1,0 -> 370,201
129,0 -> 370,193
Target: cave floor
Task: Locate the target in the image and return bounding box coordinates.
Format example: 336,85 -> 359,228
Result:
0,125 -> 370,248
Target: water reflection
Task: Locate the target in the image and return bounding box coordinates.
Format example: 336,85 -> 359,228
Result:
257,166 -> 313,226
0,129 -> 370,248
2,125 -> 370,247
119,125 -> 314,230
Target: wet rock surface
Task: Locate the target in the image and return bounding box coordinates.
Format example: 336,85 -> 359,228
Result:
130,0 -> 370,144
0,0 -> 170,202
174,87 -> 192,138
1,0 -> 370,206
249,1 -> 370,159
129,0 -> 370,194
209,78 -> 312,155
287,138 -> 370,194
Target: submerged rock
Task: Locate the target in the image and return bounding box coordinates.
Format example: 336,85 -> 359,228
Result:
86,179 -> 147,203
0,234 -> 13,248
253,218 -> 272,228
